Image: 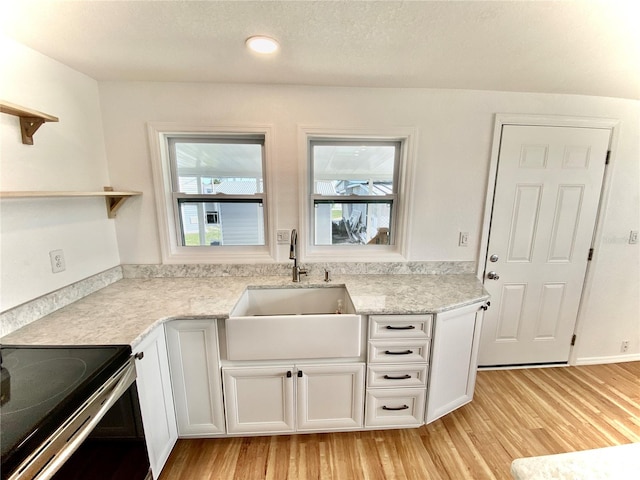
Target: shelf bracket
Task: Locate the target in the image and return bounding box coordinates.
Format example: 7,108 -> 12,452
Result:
20,117 -> 47,145
1,100 -> 59,145
104,186 -> 130,218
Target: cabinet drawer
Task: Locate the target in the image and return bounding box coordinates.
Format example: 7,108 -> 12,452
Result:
367,364 -> 428,388
368,340 -> 430,364
369,315 -> 432,340
365,388 -> 426,428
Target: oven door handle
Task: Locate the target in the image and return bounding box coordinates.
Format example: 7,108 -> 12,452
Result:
11,359 -> 137,480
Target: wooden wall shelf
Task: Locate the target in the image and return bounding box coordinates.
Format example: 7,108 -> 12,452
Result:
0,100 -> 59,145
0,187 -> 142,218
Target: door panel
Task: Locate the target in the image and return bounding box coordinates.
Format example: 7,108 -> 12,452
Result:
296,363 -> 364,431
134,327 -> 178,479
222,366 -> 295,434
496,284 -> 526,340
507,184 -> 542,262
165,319 -> 225,436
426,302 -> 484,423
479,125 -> 610,366
548,186 -> 583,262
535,283 -> 566,339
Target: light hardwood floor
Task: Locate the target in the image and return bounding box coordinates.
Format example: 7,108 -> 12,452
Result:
159,362 -> 640,479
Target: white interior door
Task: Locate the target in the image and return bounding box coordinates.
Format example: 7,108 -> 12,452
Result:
479,125 -> 610,366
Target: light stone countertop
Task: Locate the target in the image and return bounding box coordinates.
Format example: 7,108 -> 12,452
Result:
510,443 -> 640,479
0,274 -> 488,348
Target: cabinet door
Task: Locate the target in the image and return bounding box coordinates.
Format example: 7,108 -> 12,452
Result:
222,366 -> 295,434
133,326 -> 178,479
165,319 -> 225,436
296,363 -> 365,431
426,302 -> 484,423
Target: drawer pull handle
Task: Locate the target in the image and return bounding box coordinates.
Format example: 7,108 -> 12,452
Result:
384,350 -> 413,355
385,325 -> 416,330
383,374 -> 412,380
382,405 -> 410,411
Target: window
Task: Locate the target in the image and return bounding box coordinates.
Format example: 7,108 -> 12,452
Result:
310,139 -> 401,246
148,124 -> 275,264
168,136 -> 266,247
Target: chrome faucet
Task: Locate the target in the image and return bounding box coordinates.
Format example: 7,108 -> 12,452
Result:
289,229 -> 308,282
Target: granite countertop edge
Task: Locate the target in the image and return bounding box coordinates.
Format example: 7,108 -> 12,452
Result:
1,274 -> 489,349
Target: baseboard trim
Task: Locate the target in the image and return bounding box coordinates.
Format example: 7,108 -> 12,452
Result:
478,363 -> 568,371
575,353 -> 640,366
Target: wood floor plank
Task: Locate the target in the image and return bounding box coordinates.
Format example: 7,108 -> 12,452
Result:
159,362 -> 640,480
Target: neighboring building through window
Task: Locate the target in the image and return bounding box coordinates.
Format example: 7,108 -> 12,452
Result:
310,139 -> 400,246
169,136 -> 266,247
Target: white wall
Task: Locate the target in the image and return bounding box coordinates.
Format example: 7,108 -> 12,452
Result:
0,36 -> 120,311
0,36 -> 636,362
98,82 -> 639,362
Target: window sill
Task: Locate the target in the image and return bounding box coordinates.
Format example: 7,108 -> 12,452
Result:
303,245 -> 407,263
162,246 -> 276,265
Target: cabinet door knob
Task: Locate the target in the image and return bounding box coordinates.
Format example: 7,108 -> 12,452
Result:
297,370 -> 303,378
286,370 -> 292,378
134,352 -> 144,360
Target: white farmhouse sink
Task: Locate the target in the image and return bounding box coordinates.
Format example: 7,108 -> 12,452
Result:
231,286 -> 356,316
226,287 -> 362,361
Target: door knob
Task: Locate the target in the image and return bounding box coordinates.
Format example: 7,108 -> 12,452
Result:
487,271 -> 500,280
489,254 -> 499,262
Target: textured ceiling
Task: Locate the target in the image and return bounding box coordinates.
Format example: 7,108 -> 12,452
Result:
1,0 -> 639,99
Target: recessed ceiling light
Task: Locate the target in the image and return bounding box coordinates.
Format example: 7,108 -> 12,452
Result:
246,36 -> 279,54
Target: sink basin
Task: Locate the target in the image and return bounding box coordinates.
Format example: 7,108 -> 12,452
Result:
230,286 -> 355,317
226,287 -> 361,361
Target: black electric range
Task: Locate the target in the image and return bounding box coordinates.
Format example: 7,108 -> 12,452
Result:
0,344 -> 132,478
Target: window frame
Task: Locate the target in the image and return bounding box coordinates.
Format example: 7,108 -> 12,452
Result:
148,123 -> 276,263
298,126 -> 417,262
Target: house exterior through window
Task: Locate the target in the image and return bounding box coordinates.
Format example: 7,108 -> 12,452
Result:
310,139 -> 401,246
168,135 -> 266,247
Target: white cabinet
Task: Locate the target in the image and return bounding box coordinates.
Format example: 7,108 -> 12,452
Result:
296,363 -> 364,432
365,314 -> 432,429
222,363 -> 365,435
222,366 -> 295,434
165,319 -> 225,437
426,302 -> 485,423
133,326 -> 178,479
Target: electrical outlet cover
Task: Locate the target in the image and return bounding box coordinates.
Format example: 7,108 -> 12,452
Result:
49,249 -> 66,273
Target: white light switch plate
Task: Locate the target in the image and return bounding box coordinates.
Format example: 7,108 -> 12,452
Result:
276,230 -> 289,244
459,232 -> 469,247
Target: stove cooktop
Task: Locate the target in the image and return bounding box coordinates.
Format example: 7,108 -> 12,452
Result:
0,344 -> 131,478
